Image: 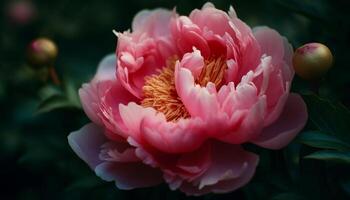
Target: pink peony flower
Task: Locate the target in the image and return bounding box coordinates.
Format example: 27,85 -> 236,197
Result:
68,2 -> 308,196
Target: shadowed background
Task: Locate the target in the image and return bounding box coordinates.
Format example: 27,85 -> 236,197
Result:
1,0 -> 350,199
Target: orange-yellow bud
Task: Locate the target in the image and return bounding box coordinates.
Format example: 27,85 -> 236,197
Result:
293,43 -> 333,80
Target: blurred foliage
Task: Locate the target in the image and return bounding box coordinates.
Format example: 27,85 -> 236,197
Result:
1,0 -> 350,199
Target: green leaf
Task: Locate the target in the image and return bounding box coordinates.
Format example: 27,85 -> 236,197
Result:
64,79 -> 81,108
302,93 -> 350,142
270,192 -> 307,200
36,95 -> 78,114
38,85 -> 63,100
298,131 -> 350,151
304,150 -> 350,164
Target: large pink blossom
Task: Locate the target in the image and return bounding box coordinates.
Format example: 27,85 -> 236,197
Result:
68,2 -> 307,196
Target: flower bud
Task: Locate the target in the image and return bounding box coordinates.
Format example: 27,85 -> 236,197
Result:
27,38 -> 58,68
6,1 -> 36,25
293,43 -> 333,80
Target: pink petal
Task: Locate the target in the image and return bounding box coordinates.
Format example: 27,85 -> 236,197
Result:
175,142 -> 211,178
95,162 -> 163,190
141,117 -> 206,153
224,59 -> 238,83
117,9 -> 178,98
67,123 -> 106,169
170,16 -> 210,57
252,55 -> 292,127
93,54 -> 117,82
228,20 -> 261,81
118,100 -> 207,154
180,48 -> 204,78
179,142 -> 259,196
174,64 -> 220,121
132,9 -> 175,37
99,142 -> 139,162
253,26 -> 284,65
219,96 -> 266,143
79,54 -> 117,124
97,78 -> 138,140
118,102 -> 158,140
252,93 -> 308,149
79,83 -> 102,125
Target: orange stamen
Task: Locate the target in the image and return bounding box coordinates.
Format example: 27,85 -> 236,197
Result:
141,57 -> 227,121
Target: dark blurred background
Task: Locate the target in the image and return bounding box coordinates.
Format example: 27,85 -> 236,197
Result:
1,0 -> 350,199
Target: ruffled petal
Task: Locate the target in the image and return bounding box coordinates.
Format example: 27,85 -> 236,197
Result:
79,54 -> 117,124
189,3 -> 232,36
219,95 -> 266,143
179,142 -> 259,196
117,9 -> 178,98
252,93 -> 308,149
170,16 -> 211,58
99,142 -> 139,162
253,26 -> 284,65
141,116 -> 206,153
132,9 -> 175,38
174,63 -> 220,121
180,48 -> 204,79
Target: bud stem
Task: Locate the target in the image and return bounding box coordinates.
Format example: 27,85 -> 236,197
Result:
49,66 -> 60,85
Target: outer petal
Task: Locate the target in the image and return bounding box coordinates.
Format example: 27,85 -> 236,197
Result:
189,3 -> 232,36
132,9 -> 175,37
252,27 -> 295,127
253,26 -> 284,65
93,54 -> 117,82
68,123 -> 106,169
127,138 -> 211,186
95,162 -> 163,190
252,93 -> 308,149
179,142 -> 259,196
68,124 -> 163,190
79,54 -> 116,124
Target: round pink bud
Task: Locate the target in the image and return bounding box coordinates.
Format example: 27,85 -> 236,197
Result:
293,43 -> 333,80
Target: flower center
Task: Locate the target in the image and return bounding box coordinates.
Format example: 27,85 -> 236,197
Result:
141,57 -> 227,121
197,57 -> 227,89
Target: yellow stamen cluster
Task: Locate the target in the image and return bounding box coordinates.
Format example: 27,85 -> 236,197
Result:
141,57 -> 227,121
141,61 -> 190,122
197,57 -> 227,89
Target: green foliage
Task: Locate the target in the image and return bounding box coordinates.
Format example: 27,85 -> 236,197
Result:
304,150 -> 350,164
298,131 -> 350,151
36,80 -> 81,114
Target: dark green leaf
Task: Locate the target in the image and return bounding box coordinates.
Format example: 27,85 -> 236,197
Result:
304,150 -> 350,164
38,85 -> 63,100
64,80 -> 81,108
36,95 -> 78,114
298,131 -> 350,151
270,192 -> 307,200
302,93 -> 350,142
